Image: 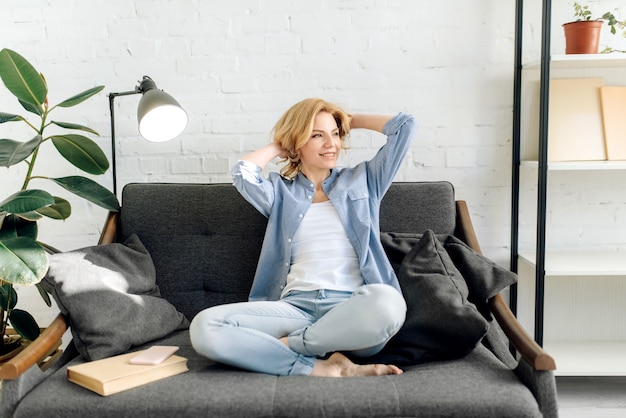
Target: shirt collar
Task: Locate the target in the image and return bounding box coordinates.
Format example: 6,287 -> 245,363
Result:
295,168 -> 339,188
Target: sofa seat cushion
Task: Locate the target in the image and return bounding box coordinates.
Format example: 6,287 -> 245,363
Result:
13,331 -> 541,418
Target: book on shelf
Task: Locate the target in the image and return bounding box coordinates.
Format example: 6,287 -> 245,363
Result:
600,86 -> 626,161
548,78 -> 607,162
67,350 -> 188,396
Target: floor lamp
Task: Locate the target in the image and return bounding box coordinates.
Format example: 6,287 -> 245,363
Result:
108,75 -> 187,196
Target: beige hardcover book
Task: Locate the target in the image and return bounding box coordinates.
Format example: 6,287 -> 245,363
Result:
67,351 -> 188,396
548,78 -> 606,162
600,86 -> 626,160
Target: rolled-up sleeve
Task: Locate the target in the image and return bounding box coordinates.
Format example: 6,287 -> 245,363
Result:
231,160 -> 275,218
366,112 -> 417,199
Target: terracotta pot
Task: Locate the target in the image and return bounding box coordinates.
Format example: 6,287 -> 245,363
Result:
563,20 -> 603,54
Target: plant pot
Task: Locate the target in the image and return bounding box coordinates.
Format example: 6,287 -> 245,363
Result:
563,20 -> 603,54
0,335 -> 25,364
1,329 -> 63,371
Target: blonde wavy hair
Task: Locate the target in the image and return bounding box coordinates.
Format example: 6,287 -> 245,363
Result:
273,98 -> 351,179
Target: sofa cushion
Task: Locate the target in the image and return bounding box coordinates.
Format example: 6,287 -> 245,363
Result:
370,230 -> 489,365
11,330 -> 541,418
117,183 -> 268,320
442,235 -> 518,318
41,234 -> 189,361
381,231 -> 518,319
371,230 -> 518,365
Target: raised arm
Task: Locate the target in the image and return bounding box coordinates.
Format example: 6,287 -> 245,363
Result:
240,143 -> 287,170
349,114 -> 394,133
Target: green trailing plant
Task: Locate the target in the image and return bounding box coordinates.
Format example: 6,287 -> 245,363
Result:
0,48 -> 119,352
572,2 -> 626,53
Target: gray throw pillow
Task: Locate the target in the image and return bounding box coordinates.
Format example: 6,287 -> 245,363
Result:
41,234 -> 189,361
442,235 -> 518,319
381,231 -> 517,320
370,230 -> 489,365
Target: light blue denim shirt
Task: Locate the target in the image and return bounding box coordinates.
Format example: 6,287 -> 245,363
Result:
232,112 -> 417,301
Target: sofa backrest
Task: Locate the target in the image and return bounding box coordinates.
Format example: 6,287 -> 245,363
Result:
118,182 -> 456,320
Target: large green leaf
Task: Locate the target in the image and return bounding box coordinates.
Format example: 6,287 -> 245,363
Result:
0,283 -> 18,311
0,213 -> 38,241
0,49 -> 47,107
0,135 -> 42,167
9,309 -> 41,341
56,85 -> 105,108
0,112 -> 23,124
50,120 -> 99,136
37,196 -> 71,220
50,134 -> 109,175
36,282 -> 52,307
0,189 -> 54,214
51,176 -> 120,212
0,236 -> 48,285
14,211 -> 43,222
19,98 -> 43,116
18,210 -> 43,222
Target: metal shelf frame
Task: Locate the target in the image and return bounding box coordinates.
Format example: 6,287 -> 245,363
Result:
511,0 -> 552,346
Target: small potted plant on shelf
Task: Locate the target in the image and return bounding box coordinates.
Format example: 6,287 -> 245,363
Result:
0,48 -> 120,362
563,2 -> 626,54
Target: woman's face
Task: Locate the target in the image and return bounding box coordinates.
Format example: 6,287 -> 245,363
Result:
299,111 -> 341,175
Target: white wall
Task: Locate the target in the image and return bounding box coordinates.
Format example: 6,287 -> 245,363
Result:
2,0 -> 624,327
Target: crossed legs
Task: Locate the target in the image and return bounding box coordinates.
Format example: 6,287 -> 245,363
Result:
189,284 -> 406,376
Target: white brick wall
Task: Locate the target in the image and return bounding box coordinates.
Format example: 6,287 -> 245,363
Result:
2,0 -> 625,327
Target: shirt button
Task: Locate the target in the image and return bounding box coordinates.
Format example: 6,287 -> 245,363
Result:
288,238 -> 292,243
298,213 -> 303,218
285,262 -> 289,267
307,195 -> 312,199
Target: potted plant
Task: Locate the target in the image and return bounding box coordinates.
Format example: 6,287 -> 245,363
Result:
563,2 -> 626,54
0,48 -> 120,361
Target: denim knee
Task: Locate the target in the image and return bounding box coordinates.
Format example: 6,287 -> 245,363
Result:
189,307 -> 228,361
357,284 -> 407,333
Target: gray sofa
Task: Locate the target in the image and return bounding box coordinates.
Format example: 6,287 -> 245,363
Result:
0,182 -> 558,417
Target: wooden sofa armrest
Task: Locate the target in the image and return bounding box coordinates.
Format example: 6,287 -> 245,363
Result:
99,211 -> 119,245
454,200 -> 556,371
490,294 -> 556,370
455,201 -> 483,254
0,313 -> 68,380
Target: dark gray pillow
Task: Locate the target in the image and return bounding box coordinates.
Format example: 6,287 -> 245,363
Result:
42,234 -> 189,361
442,235 -> 517,319
381,231 -> 517,320
370,230 -> 489,366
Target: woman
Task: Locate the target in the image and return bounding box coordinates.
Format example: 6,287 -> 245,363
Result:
190,98 -> 417,377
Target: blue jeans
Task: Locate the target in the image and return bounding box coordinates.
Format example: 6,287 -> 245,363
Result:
189,284 -> 406,376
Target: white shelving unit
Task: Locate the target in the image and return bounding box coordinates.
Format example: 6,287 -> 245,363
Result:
525,54 -> 626,69
518,249 -> 626,376
521,160 -> 626,170
513,54 -> 626,376
519,251 -> 626,276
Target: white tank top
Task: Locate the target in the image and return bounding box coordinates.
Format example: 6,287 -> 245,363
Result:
281,200 -> 364,297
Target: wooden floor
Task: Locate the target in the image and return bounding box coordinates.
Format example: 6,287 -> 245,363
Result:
557,376 -> 626,417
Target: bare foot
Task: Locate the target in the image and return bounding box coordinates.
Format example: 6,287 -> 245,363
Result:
310,352 -> 403,377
